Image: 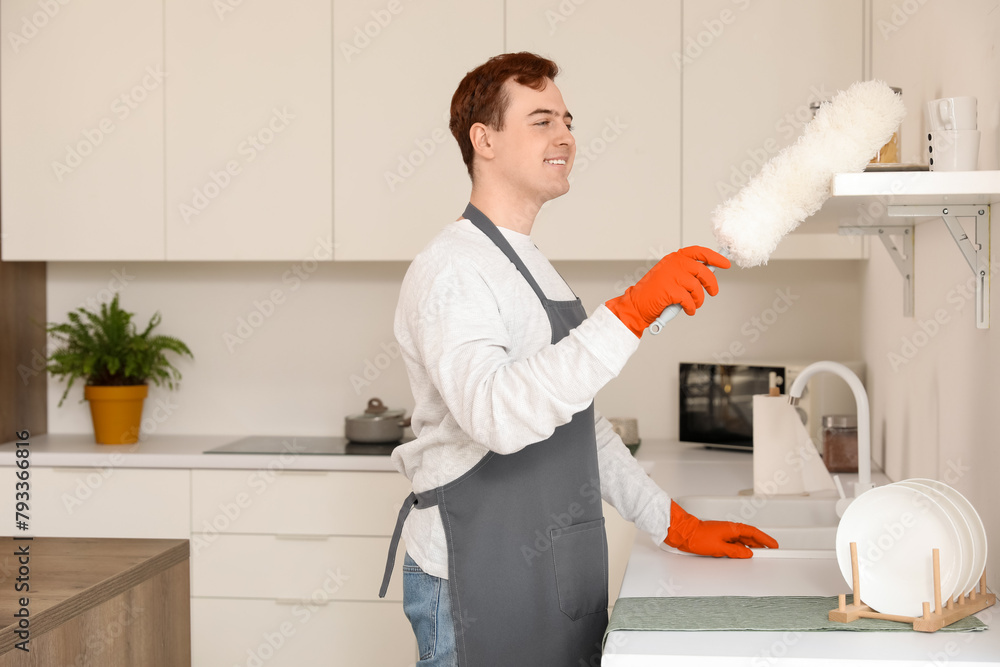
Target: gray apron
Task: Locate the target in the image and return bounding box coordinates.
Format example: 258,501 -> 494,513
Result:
380,203 -> 608,666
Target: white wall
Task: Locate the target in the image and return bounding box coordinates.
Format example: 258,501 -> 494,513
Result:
867,0 -> 1000,589
45,257 -> 863,443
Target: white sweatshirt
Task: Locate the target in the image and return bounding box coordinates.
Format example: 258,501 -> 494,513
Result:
392,218 -> 671,579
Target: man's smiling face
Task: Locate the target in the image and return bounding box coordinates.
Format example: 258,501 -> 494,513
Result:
488,77 -> 576,207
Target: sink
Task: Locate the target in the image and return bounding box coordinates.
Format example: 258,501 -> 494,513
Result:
660,494 -> 840,558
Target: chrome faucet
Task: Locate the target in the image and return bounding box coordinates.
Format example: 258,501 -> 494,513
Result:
788,361 -> 875,508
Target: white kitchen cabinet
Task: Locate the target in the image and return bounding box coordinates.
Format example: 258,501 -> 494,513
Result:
190,467 -> 414,663
604,501 -> 637,604
164,0 -> 333,260
190,469 -> 412,536
681,0 -> 866,259
0,467 -> 189,538
191,598 -> 416,667
506,0 -> 683,260
332,0 -> 504,260
190,533 -> 404,602
0,0 -> 165,261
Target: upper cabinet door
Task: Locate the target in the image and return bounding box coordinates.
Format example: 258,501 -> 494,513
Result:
1,0 -> 165,261
165,0 -> 333,260
506,0 -> 682,260
332,1 -> 504,260
681,0 -> 864,257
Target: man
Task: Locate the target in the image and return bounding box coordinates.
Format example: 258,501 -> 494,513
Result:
379,52 -> 777,666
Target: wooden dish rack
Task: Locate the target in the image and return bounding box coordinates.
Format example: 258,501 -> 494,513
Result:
829,542 -> 995,632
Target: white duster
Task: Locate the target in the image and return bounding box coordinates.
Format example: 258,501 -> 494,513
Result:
712,80 -> 907,268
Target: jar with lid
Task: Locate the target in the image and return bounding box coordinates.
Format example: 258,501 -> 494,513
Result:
811,87 -> 902,164
869,87 -> 902,164
822,415 -> 858,473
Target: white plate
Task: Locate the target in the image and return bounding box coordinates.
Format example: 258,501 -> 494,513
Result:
905,478 -> 987,596
836,485 -> 962,617
895,480 -> 971,601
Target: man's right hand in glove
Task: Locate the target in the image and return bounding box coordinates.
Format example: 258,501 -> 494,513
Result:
605,246 -> 731,337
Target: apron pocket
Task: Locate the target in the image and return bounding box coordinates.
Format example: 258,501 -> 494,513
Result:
550,518 -> 609,620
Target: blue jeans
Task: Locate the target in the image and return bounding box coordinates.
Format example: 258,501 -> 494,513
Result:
403,552 -> 457,666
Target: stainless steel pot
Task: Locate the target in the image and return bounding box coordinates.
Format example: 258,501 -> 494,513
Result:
345,398 -> 411,443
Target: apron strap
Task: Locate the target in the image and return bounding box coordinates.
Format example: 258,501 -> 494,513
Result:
379,489 -> 439,598
462,203 -> 550,305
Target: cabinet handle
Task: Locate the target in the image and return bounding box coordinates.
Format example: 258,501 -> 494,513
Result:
274,534 -> 331,541
274,598 -> 332,606
273,470 -> 328,477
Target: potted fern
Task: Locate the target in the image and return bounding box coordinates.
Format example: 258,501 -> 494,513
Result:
45,294 -> 193,445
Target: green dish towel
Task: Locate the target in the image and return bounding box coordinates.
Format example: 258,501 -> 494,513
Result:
604,596 -> 987,648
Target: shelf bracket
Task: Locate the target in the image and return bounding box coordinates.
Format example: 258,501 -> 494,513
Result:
886,205 -> 990,329
840,224 -> 914,317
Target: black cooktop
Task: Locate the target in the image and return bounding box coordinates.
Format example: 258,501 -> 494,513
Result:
204,435 -> 410,456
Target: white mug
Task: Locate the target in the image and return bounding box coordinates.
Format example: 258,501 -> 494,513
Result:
927,130 -> 980,171
926,96 -> 978,131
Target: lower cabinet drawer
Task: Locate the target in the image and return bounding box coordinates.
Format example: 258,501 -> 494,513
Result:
191,469 -> 412,537
191,597 -> 415,667
191,533 -> 405,602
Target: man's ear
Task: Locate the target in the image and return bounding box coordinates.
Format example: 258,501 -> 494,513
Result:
469,123 -> 495,162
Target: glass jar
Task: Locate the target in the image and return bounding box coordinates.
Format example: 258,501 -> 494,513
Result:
870,87 -> 902,164
822,415 -> 858,473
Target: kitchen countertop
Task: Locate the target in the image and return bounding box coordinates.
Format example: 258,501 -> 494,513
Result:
0,536 -> 191,664
0,433 -> 398,471
605,441 -> 999,666
2,435 -> 995,661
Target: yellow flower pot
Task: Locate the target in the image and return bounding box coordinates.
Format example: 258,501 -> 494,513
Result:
84,385 -> 149,445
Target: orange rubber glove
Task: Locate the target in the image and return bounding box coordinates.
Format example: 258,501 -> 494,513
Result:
605,246 -> 731,338
664,500 -> 779,559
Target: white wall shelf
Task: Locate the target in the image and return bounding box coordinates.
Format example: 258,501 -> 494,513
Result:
832,170 -> 1000,205
834,171 -> 996,329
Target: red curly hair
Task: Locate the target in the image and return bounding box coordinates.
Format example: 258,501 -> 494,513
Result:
449,52 -> 560,180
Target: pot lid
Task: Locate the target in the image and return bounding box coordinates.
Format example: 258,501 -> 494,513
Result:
349,397 -> 406,421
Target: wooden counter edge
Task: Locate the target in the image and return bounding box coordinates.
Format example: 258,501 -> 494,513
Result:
0,538 -> 189,655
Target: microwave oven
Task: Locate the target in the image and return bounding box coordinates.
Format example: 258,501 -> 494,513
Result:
678,361 -> 866,451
